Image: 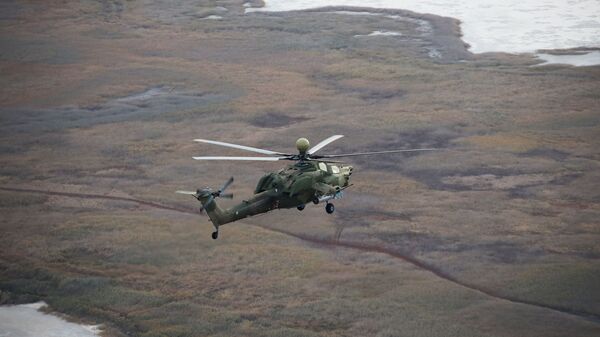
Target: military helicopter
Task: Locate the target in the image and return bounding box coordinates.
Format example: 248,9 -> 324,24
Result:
177,135 -> 435,239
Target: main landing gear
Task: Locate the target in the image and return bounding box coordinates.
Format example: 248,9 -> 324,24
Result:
297,204 -> 305,211
325,202 -> 335,214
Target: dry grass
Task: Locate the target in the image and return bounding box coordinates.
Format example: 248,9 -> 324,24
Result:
1,1 -> 599,336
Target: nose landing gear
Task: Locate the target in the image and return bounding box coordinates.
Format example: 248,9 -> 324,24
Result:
297,204 -> 305,211
325,203 -> 335,214
211,225 -> 219,240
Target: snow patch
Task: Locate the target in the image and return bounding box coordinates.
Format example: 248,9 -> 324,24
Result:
355,30 -> 402,37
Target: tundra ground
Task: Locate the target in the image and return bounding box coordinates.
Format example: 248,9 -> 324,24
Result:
1,1 -> 599,336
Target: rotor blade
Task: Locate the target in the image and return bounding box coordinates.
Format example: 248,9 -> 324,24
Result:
194,139 -> 288,156
219,193 -> 233,199
305,158 -> 344,163
192,156 -> 285,161
176,190 -> 197,195
219,177 -> 234,193
308,135 -> 344,154
316,148 -> 438,158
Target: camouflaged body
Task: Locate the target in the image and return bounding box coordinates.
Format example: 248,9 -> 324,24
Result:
201,161 -> 352,226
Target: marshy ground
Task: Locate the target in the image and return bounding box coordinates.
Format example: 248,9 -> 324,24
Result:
1,1 -> 599,336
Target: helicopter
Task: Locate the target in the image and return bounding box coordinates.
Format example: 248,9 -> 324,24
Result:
177,135 -> 435,239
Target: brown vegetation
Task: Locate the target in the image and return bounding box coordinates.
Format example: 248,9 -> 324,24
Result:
1,0 -> 599,336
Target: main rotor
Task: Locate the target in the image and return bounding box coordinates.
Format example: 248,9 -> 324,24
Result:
191,135 -> 437,163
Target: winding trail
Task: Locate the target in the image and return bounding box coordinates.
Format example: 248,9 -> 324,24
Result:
2,186 -> 599,324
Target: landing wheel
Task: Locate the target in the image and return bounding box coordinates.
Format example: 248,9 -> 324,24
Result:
211,231 -> 219,240
297,204 -> 305,211
312,197 -> 319,205
325,203 -> 335,214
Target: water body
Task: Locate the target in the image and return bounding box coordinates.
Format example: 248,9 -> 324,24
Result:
0,302 -> 101,337
248,0 -> 600,66
535,50 -> 600,66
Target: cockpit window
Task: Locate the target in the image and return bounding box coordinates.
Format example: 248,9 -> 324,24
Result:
331,165 -> 340,174
318,162 -> 328,172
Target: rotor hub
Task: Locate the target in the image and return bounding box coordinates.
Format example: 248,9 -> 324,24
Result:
296,138 -> 310,154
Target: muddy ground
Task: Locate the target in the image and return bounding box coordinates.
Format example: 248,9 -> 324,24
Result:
1,1 -> 599,336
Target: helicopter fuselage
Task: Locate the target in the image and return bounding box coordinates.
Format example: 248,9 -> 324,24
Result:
198,160 -> 352,229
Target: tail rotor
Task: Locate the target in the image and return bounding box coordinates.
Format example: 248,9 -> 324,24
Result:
176,177 -> 234,240
176,177 -> 234,214
198,176 -> 234,213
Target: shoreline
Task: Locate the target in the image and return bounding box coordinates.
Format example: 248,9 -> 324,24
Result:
247,5 -> 472,63
0,302 -> 102,337
246,2 -> 600,66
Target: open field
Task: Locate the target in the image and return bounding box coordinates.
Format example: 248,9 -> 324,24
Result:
1,0 -> 599,336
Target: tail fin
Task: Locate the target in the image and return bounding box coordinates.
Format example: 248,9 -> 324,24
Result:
195,189 -> 227,227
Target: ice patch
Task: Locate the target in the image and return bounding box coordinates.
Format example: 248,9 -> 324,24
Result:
0,302 -> 102,337
116,87 -> 166,102
247,0 -> 600,54
426,47 -> 442,59
355,30 -> 402,37
534,50 -> 600,67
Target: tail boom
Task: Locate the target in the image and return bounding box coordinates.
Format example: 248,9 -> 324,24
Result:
198,190 -> 277,228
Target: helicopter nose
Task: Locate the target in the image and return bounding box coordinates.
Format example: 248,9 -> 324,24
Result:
343,166 -> 353,176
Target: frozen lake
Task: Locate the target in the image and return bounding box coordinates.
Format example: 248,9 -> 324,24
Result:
248,0 -> 600,55
535,50 -> 600,66
0,302 -> 101,337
